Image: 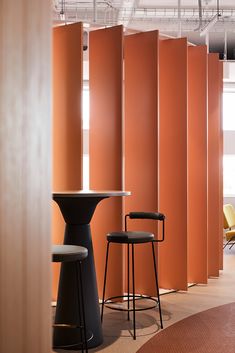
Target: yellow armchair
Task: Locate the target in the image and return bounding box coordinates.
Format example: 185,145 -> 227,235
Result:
223,204 -> 235,249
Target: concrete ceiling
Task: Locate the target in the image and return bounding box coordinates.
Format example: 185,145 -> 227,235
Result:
53,0 -> 235,59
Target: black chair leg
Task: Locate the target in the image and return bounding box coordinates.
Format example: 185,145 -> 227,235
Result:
101,242 -> 110,322
132,244 -> 136,340
77,261 -> 88,353
75,263 -> 84,353
151,242 -> 163,329
127,243 -> 130,321
229,241 -> 235,249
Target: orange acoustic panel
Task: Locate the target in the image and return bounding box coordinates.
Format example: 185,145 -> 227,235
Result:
89,26 -> 124,299
0,0 -> 51,350
219,61 -> 224,271
52,23 -> 83,299
187,46 -> 208,284
124,31 -> 159,296
158,38 -> 188,290
208,54 -> 223,276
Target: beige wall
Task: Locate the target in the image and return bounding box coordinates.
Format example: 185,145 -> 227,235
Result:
0,1 -> 52,353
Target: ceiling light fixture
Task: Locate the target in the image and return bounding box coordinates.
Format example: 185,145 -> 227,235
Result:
60,0 -> 65,21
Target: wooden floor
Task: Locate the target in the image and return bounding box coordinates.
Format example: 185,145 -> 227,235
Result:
55,246 -> 235,353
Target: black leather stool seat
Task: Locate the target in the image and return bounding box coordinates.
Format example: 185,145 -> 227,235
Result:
52,244 -> 88,262
107,231 -> 154,244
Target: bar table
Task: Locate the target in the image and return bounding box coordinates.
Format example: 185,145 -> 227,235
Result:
52,190 -> 130,349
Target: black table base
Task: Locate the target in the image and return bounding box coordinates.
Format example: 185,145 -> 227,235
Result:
53,196 -> 107,349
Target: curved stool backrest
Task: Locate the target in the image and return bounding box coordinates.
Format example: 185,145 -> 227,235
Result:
125,211 -> 165,241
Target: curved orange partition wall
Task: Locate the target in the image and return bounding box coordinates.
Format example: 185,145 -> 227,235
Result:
158,38 -> 188,291
124,31 -> 159,296
89,26 -> 123,298
208,54 -> 223,276
187,46 -> 208,284
52,23 -> 83,299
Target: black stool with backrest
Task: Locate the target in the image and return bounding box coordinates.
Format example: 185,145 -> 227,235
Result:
101,212 -> 165,340
52,244 -> 89,352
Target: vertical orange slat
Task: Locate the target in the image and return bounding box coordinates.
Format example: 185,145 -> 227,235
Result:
208,54 -> 223,276
52,23 -> 83,299
158,38 -> 188,290
188,46 -> 208,284
124,31 -> 159,296
89,26 -> 123,298
219,61 -> 224,270
208,54 -> 222,276
0,1 -> 51,350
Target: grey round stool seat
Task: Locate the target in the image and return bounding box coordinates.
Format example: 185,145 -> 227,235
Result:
52,244 -> 88,262
101,212 -> 165,340
52,244 -> 89,353
107,231 -> 154,244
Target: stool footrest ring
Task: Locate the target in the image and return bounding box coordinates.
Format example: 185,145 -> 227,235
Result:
102,294 -> 159,312
53,323 -> 84,329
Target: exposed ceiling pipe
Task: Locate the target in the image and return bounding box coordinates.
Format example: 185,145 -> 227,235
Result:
177,0 -> 182,37
205,33 -> 209,53
194,0 -> 202,31
217,0 -> 220,16
93,0 -> 97,22
224,31 -> 228,60
199,0 -> 221,36
199,14 -> 218,36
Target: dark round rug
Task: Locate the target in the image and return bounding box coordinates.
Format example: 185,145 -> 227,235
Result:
137,302 -> 235,353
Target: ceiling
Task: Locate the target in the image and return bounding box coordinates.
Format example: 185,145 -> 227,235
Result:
52,0 -> 235,60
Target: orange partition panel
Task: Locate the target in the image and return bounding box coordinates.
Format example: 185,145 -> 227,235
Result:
52,23 -> 83,298
0,0 -> 51,350
208,54 -> 223,276
219,61 -> 223,270
89,26 -> 123,298
124,31 -> 159,296
187,46 -> 208,284
158,38 -> 188,290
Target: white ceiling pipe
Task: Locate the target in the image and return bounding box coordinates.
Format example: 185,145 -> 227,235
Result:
199,14 -> 218,36
205,32 -> 209,53
224,31 -> 228,60
194,0 -> 202,31
178,0 -> 182,37
93,0 -> 97,22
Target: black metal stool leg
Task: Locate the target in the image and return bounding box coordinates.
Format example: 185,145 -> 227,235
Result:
127,243 -> 130,321
75,262 -> 84,353
132,244 -> 136,340
77,261 -> 88,353
151,242 -> 163,329
101,242 -> 110,322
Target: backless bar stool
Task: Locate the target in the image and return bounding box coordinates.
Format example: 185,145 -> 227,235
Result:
52,244 -> 88,352
101,212 -> 165,340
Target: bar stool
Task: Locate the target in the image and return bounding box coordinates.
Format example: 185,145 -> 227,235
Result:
101,212 -> 165,340
52,244 -> 89,352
